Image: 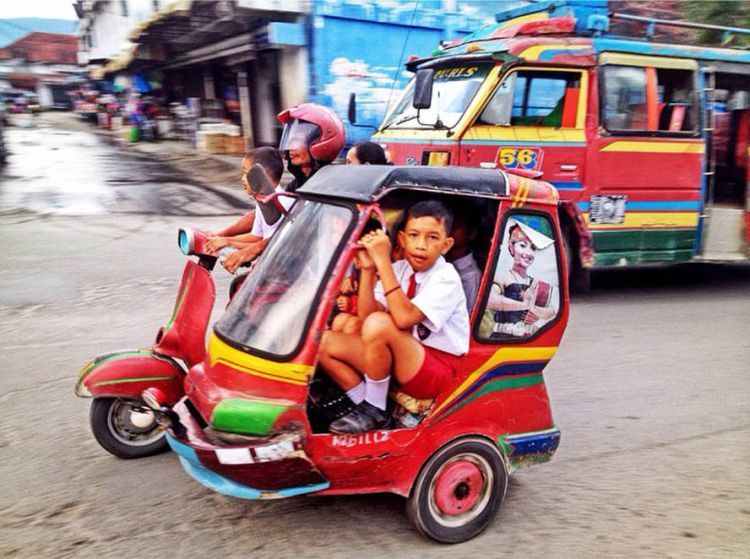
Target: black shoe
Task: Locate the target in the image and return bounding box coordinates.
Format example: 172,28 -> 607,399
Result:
329,401 -> 391,434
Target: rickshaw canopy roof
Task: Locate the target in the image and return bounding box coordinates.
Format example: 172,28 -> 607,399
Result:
297,165 -> 508,203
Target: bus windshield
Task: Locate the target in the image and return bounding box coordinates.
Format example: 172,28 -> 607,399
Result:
215,200 -> 354,357
382,63 -> 491,130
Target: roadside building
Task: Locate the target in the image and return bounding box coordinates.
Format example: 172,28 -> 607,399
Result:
77,0 -> 492,150
0,32 -> 83,108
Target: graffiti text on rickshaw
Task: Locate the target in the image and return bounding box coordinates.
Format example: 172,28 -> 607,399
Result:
332,432 -> 391,447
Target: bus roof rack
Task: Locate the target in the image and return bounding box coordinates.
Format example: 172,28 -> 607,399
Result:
610,12 -> 750,45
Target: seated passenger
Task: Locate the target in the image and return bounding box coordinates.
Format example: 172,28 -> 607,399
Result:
205,147 -> 293,273
446,209 -> 481,311
319,201 -> 469,433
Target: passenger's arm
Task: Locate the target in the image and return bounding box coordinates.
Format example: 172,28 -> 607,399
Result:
217,210 -> 256,237
365,230 -> 424,330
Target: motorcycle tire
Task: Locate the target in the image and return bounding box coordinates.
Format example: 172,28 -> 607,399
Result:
90,397 -> 168,459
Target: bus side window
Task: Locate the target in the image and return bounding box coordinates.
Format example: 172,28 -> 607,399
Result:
479,70 -> 582,128
477,214 -> 561,341
601,65 -> 648,132
656,68 -> 697,133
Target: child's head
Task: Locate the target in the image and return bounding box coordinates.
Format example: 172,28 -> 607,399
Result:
508,224 -> 537,271
446,206 -> 477,261
346,142 -> 388,165
241,147 -> 284,197
398,200 -> 454,272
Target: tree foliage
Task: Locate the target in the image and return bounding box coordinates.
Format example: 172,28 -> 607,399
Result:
682,0 -> 750,46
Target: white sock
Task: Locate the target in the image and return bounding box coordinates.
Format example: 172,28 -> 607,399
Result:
364,375 -> 391,411
346,381 -> 365,405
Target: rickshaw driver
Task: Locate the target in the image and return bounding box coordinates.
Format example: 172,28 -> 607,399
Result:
319,201 -> 470,434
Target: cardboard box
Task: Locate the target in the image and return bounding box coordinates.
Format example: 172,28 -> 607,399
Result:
224,135 -> 246,155
203,133 -> 225,154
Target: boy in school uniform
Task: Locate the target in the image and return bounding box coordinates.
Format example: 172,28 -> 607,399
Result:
206,147 -> 294,272
319,200 -> 469,434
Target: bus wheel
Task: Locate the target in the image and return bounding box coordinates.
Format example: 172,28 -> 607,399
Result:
407,437 -> 507,543
562,224 -> 591,293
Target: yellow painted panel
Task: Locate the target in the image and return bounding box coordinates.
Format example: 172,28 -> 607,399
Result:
464,126 -> 586,143
600,141 -> 704,154
208,333 -> 312,385
519,44 -> 592,61
599,52 -> 697,70
583,212 -> 699,229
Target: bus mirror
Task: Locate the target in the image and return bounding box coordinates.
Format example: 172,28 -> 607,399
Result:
348,93 -> 357,124
413,69 -> 434,110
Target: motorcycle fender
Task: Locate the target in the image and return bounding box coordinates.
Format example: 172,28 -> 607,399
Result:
75,349 -> 185,403
153,260 -> 215,367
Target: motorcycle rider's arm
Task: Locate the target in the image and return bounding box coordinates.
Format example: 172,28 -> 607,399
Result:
216,210 -> 256,237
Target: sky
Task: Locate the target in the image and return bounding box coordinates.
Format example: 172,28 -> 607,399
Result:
0,0 -> 78,20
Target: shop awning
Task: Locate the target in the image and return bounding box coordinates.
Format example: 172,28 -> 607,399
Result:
128,0 -> 194,42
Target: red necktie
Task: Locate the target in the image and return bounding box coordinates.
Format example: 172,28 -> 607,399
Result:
406,273 -> 417,299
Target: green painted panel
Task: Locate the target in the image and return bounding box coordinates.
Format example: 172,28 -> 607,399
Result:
211,399 -> 288,435
593,229 -> 696,266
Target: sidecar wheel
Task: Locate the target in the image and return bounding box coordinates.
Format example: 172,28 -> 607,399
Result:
407,437 -> 508,543
90,397 -> 167,459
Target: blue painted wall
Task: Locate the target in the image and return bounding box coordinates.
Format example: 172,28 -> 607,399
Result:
308,1 -> 495,146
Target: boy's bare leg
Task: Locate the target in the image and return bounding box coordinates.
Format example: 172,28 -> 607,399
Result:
361,312 -> 425,384
318,331 -> 368,390
330,313 -> 352,333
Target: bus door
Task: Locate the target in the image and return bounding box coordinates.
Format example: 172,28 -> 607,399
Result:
699,65 -> 750,260
461,67 -> 588,207
585,53 -> 704,266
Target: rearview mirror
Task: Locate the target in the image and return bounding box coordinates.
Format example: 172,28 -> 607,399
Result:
413,69 -> 434,110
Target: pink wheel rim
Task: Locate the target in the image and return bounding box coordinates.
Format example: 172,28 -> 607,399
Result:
433,460 -> 484,516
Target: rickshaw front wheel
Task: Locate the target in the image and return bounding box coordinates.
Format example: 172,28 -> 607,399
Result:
90,397 -> 168,459
407,437 -> 508,543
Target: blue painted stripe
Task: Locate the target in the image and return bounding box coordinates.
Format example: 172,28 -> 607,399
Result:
538,48 -> 594,61
577,201 -> 701,211
506,429 -> 561,456
446,360 -> 548,411
167,434 -> 199,461
378,138 -> 588,148
462,140 -> 587,147
593,38 -> 750,64
167,435 -> 330,500
550,181 -> 583,190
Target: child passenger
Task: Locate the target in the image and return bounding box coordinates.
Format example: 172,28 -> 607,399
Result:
319,201 -> 469,434
206,147 -> 293,273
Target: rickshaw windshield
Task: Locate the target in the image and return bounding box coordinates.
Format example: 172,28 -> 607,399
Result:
215,200 -> 354,357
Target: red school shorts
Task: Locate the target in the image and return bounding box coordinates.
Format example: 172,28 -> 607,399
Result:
399,346 -> 461,400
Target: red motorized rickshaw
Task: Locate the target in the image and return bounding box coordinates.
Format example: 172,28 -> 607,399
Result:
151,165 -> 569,543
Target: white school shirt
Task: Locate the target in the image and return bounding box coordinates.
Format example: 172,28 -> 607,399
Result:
250,185 -> 295,239
374,257 -> 469,356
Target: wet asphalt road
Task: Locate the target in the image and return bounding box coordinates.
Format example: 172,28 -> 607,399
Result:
0,115 -> 749,558
0,113 -> 245,216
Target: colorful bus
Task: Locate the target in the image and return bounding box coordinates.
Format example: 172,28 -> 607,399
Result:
371,1 -> 750,288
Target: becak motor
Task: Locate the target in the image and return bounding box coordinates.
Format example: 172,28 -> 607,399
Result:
151,165 -> 570,543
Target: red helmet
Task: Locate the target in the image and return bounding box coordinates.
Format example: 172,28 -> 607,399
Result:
277,103 -> 345,162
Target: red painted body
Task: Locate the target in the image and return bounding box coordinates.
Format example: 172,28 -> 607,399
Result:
168,181 -> 569,500
76,235 -> 216,403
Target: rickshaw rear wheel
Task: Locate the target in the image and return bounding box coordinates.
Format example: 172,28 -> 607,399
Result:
407,437 -> 508,543
90,397 -> 168,459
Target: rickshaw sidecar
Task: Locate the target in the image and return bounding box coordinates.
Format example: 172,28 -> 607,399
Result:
164,165 -> 568,543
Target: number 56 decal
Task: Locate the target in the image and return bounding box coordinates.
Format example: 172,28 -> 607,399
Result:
495,147 -> 544,170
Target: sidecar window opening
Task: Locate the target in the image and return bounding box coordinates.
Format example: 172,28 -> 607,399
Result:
215,199 -> 356,361
308,191 -> 499,434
